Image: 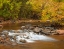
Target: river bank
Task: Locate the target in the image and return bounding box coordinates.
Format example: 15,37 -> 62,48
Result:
0,20 -> 43,25
0,19 -> 64,29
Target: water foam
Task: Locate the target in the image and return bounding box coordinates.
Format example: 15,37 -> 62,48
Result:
8,30 -> 57,44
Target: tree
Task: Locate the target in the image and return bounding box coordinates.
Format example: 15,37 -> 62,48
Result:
0,0 -> 22,20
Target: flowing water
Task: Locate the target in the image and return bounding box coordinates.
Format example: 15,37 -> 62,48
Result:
0,23 -> 64,49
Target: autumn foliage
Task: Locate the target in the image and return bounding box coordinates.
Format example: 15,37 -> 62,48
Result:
0,0 -> 64,24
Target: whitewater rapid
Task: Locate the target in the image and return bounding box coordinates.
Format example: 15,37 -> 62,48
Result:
7,30 -> 57,44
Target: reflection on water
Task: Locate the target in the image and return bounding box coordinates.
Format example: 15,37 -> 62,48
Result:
0,23 -> 64,49
0,40 -> 64,49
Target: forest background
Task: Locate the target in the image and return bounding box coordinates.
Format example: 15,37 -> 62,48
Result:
0,0 -> 64,25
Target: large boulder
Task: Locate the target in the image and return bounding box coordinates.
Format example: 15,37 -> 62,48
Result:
56,30 -> 64,35
41,27 -> 56,35
41,29 -> 51,35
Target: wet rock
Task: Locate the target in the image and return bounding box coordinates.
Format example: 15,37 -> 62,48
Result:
41,28 -> 51,35
20,39 -> 26,43
17,30 -> 23,33
4,36 -> 13,45
0,36 -> 6,44
9,35 -> 18,42
9,30 -> 22,33
29,26 -> 34,30
33,25 -> 37,27
2,30 -> 9,36
11,42 -> 17,45
33,27 -> 42,33
25,24 -> 31,29
51,32 -> 59,35
5,37 -> 10,42
40,26 -> 56,35
38,24 -> 43,28
13,35 -> 17,41
0,33 -> 13,45
21,24 -> 32,30
9,36 -> 14,40
56,30 -> 64,35
1,35 -> 6,39
45,27 -> 55,31
9,30 -> 15,33
0,25 -> 3,28
25,36 -> 29,39
21,26 -> 25,30
14,30 -> 20,33
50,30 -> 56,33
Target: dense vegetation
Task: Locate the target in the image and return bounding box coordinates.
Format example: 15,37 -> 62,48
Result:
0,0 -> 64,24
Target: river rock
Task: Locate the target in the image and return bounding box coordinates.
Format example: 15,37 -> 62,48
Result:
45,27 -> 55,31
0,25 -> 3,28
41,28 -> 51,35
33,27 -> 42,33
0,36 -> 6,44
29,26 -> 34,30
21,26 -> 25,30
41,26 -> 56,35
20,39 -> 26,43
38,24 -> 43,28
14,30 -> 20,33
51,32 -> 59,35
2,30 -> 9,36
56,30 -> 64,35
49,30 -> 59,35
25,24 -> 31,29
